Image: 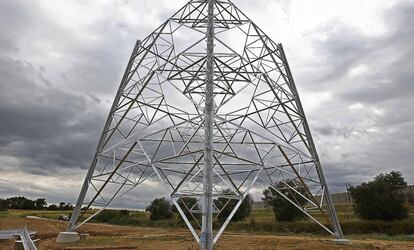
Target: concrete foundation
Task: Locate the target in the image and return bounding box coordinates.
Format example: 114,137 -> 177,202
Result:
56,232 -> 80,243
332,239 -> 352,245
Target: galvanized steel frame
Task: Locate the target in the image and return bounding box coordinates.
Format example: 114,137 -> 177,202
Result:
67,0 -> 346,248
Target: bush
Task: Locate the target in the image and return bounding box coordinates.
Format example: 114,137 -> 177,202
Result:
262,180 -> 308,221
119,209 -> 130,217
214,190 -> 253,223
228,219 -> 414,235
146,197 -> 173,221
93,209 -> 133,224
94,209 -> 120,223
349,171 -> 408,221
0,199 -> 7,211
172,197 -> 200,220
341,220 -> 414,235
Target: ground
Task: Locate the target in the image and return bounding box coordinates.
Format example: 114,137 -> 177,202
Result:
1,217 -> 414,249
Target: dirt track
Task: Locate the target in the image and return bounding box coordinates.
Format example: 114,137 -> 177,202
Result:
1,217 -> 414,249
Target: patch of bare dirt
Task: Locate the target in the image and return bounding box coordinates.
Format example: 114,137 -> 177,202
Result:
1,217 -> 414,250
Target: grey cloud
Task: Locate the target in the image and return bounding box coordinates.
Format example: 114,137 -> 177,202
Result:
1,0 -> 414,206
309,2 -> 414,104
0,0 -> 183,204
301,1 -> 414,189
0,56 -> 105,174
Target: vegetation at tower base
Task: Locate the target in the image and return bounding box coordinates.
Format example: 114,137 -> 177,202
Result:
146,197 -> 173,221
262,180 -> 308,221
349,171 -> 409,221
172,197 -> 200,221
1,198 -> 414,236
0,199 -> 7,211
214,190 -> 254,223
409,194 -> 414,204
94,209 -> 131,224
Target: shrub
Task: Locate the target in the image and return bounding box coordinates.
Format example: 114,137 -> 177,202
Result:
214,190 -> 253,223
119,209 -> 130,217
229,219 -> 414,235
262,180 -> 308,221
94,209 -> 120,223
172,197 -> 200,220
0,199 -> 7,211
92,209 -> 133,224
349,171 -> 408,221
146,197 -> 173,221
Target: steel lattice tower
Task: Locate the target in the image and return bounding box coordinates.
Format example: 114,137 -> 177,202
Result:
65,0 -> 347,248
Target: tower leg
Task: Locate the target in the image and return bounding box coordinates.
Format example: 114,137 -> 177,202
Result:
278,43 -> 347,240
65,40 -> 142,233
201,0 -> 215,249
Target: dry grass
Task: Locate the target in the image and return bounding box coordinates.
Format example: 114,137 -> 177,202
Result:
1,217 -> 414,249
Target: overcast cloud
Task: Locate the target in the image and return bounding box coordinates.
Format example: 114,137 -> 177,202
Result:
0,0 -> 413,207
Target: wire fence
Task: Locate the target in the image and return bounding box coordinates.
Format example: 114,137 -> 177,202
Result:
253,185 -> 414,206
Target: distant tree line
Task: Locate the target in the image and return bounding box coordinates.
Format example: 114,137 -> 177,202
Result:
2,171 -> 409,227
145,171 -> 411,224
0,196 -> 74,211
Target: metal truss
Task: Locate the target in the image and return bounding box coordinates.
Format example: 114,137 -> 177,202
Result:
67,0 -> 346,249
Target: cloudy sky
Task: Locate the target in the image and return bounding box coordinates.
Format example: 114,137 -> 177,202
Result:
0,0 -> 413,206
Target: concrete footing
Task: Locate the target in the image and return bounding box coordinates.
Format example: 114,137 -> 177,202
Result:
332,239 -> 352,245
56,232 -> 80,243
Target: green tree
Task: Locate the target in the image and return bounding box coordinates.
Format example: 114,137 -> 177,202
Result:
48,204 -> 59,211
0,198 -> 8,211
214,190 -> 253,223
35,198 -> 47,210
146,197 -> 173,221
7,197 -> 35,209
63,203 -> 74,210
59,202 -> 66,210
262,180 -> 308,221
349,171 -> 408,221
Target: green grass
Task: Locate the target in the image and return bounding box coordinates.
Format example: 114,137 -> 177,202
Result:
3,209 -> 74,220
234,203 -> 414,236
0,210 -> 7,217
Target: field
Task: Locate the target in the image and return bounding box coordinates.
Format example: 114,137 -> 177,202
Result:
1,204 -> 414,249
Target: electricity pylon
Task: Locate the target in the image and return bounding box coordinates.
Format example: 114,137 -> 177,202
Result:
65,0 -> 347,249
